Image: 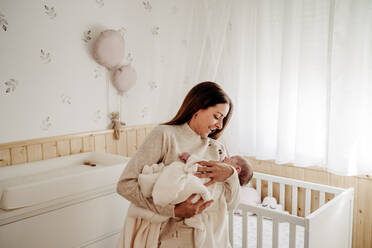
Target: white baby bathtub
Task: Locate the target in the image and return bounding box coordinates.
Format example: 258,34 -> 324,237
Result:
0,152 -> 130,248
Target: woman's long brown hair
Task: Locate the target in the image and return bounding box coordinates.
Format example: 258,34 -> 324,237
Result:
164,81 -> 233,139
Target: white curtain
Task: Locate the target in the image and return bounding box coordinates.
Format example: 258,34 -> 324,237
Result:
183,0 -> 372,175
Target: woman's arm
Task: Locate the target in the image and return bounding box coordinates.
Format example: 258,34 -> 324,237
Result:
195,160 -> 240,210
116,126 -> 174,217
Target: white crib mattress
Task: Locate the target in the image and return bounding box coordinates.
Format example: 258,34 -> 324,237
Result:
233,214 -> 304,248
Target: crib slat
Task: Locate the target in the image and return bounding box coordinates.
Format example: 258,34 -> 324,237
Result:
256,179 -> 262,201
319,191 -> 325,207
289,223 -> 296,248
280,183 -> 285,208
242,210 -> 248,248
304,228 -> 310,248
229,211 -> 234,247
272,218 -> 279,248
268,180 -> 273,197
292,186 -> 298,216
257,214 -> 263,248
305,188 -> 311,216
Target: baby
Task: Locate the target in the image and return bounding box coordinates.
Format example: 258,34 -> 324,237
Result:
179,152 -> 253,186
138,152 -> 253,209
123,153 -> 253,248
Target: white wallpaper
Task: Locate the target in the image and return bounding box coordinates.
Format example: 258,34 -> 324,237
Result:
0,0 -> 196,143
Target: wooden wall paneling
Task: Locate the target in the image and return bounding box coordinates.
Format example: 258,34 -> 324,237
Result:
270,163 -> 285,204
83,135 -> 94,152
297,187 -> 305,217
145,127 -> 153,136
70,138 -> 83,154
127,129 -> 137,157
0,149 -> 11,167
117,130 -> 128,157
136,128 -> 146,149
289,167 -> 305,216
356,178 -> 372,248
10,146 -> 27,165
42,142 -> 57,160
57,140 -> 70,157
261,180 -> 268,201
257,160 -> 273,174
280,166 -> 304,214
105,134 -> 118,154
94,135 -> 106,153
304,168 -> 329,213
27,144 -> 42,162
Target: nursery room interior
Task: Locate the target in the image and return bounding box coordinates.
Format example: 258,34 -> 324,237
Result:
0,0 -> 371,247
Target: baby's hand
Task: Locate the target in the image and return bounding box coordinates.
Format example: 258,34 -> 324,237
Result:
179,152 -> 191,162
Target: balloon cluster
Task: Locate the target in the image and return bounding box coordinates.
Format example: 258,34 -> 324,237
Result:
93,29 -> 137,94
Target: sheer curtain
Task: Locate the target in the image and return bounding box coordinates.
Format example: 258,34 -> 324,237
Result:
190,0 -> 372,175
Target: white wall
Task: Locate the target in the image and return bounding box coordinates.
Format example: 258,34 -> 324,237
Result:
0,0 -> 194,143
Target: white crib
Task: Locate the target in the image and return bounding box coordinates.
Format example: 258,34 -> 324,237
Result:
229,172 -> 354,248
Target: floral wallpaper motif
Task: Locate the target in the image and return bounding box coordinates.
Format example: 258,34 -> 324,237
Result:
94,66 -> 103,79
94,110 -> 102,123
83,30 -> 92,43
148,81 -> 158,90
40,49 -> 51,63
61,94 -> 71,104
0,0 -> 190,142
3,79 -> 18,94
125,53 -> 133,64
141,107 -> 148,118
151,26 -> 159,35
43,5 -> 56,19
41,116 -> 52,131
95,0 -> 104,8
143,1 -> 152,12
0,12 -> 8,31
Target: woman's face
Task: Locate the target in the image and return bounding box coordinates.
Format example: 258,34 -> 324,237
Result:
190,103 -> 230,138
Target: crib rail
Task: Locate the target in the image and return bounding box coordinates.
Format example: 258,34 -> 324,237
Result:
253,172 -> 344,216
229,172 -> 350,248
229,204 -> 306,248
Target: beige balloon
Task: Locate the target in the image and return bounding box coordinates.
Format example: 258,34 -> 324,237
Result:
93,30 -> 125,69
113,64 -> 137,94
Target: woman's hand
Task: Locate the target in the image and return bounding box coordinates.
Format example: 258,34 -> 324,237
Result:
195,160 -> 234,186
174,194 -> 213,218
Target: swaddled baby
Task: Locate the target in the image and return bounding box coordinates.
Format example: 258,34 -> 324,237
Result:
129,152 -> 253,247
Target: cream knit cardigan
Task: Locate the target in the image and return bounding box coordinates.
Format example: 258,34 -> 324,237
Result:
116,123 -> 240,247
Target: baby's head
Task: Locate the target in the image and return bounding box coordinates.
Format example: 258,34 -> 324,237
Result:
223,155 -> 253,186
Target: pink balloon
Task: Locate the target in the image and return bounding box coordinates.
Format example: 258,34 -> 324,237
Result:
113,65 -> 137,93
93,30 -> 125,69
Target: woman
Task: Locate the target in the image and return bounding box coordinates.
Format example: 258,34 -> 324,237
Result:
117,81 -> 240,247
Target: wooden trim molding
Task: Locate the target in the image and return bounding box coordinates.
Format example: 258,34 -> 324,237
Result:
0,124 -> 156,167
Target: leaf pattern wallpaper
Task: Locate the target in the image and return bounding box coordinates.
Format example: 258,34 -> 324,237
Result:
3,79 -> 18,94
0,0 -> 191,143
0,12 -> 8,31
43,5 -> 56,19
